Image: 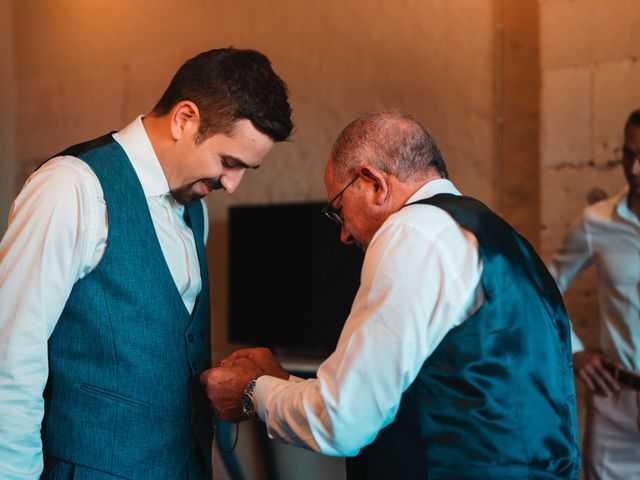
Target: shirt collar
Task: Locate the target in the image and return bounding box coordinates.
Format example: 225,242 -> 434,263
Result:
615,188 -> 640,227
405,178 -> 462,205
112,115 -> 171,198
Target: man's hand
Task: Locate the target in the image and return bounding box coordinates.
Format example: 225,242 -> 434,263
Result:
199,348 -> 289,422
573,349 -> 622,396
200,357 -> 262,422
221,347 -> 289,380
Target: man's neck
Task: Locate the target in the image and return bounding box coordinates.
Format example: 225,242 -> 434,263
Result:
398,174 -> 444,205
628,191 -> 640,220
141,114 -> 175,188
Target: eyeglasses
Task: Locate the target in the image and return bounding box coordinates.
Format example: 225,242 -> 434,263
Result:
321,175 -> 359,225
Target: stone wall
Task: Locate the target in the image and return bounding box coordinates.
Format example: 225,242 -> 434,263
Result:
5,0 -> 637,477
539,0 -> 640,455
6,1 -> 497,478
0,0 -> 17,238
10,0 -> 497,364
540,0 -> 640,365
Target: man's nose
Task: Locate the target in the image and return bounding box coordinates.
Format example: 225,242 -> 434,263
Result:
340,228 -> 353,245
221,169 -> 246,194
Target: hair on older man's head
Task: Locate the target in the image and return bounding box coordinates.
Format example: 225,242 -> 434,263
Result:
330,111 -> 448,181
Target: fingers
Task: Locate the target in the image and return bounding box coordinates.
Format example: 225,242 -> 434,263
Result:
573,350 -> 621,396
596,364 -> 620,394
212,405 -> 249,423
222,348 -> 254,364
578,369 -> 596,392
223,347 -> 272,364
199,362 -> 259,421
220,348 -> 289,379
199,367 -> 218,386
583,364 -> 615,395
614,360 -> 626,370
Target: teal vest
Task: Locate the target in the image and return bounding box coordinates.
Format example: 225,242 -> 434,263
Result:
42,135 -> 213,478
347,194 -> 580,480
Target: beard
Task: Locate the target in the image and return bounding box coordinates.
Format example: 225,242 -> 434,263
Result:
170,178 -> 223,205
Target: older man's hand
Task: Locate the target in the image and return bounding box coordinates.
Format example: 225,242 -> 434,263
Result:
221,347 -> 289,380
199,357 -> 262,422
199,348 -> 289,422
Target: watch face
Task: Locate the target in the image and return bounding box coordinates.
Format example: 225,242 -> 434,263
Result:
242,393 -> 254,417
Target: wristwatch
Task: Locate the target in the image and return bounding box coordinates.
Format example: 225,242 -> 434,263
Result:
241,378 -> 258,419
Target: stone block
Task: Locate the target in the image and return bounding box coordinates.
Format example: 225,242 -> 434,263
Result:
541,67 -> 591,168
58,67 -> 128,145
541,165 -> 624,257
122,48 -> 199,121
592,58 -> 640,163
540,0 -> 640,70
17,77 -> 65,163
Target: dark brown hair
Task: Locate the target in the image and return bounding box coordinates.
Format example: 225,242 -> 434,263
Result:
152,48 -> 293,143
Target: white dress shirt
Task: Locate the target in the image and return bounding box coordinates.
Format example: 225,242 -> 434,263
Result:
549,189 -> 640,372
0,116 -> 208,479
254,179 -> 484,456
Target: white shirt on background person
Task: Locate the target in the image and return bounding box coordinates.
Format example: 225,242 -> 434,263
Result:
549,189 -> 640,372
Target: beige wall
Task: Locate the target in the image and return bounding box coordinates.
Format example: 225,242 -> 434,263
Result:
539,0 -> 640,454
14,0 -> 497,206
540,0 -> 640,258
8,0 -> 637,477
493,0 -> 541,247
540,0 -> 640,361
9,1 -> 497,477
11,0 -> 498,357
0,0 -> 17,238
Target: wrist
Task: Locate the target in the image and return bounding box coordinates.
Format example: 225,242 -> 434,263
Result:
241,378 -> 258,419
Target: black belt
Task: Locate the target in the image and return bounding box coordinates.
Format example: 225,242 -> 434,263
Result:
604,364 -> 640,390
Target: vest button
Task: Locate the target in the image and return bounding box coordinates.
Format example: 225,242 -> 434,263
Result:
188,333 -> 194,342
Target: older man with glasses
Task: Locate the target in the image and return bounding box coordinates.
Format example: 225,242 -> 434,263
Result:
201,111 -> 581,480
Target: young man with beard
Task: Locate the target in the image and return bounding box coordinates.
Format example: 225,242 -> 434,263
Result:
0,47 -> 292,480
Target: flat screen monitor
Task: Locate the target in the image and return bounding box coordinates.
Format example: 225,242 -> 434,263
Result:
228,202 -> 364,357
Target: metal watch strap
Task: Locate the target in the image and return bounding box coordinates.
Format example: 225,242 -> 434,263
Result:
241,378 -> 258,419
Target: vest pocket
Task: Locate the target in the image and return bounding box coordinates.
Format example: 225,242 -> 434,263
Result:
79,383 -> 151,411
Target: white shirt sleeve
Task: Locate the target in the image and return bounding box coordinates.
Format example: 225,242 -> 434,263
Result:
548,213 -> 593,353
201,199 -> 209,245
254,207 -> 482,456
0,158 -> 105,479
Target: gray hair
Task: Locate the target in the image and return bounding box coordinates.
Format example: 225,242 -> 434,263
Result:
330,111 -> 448,181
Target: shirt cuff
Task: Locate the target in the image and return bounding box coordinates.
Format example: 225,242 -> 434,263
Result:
255,375 -> 291,422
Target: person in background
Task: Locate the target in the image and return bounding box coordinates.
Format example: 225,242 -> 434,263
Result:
549,108 -> 640,480
201,111 -> 581,479
0,48 -> 292,480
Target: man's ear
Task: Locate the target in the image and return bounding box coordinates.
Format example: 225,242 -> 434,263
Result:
358,165 -> 389,206
170,101 -> 200,141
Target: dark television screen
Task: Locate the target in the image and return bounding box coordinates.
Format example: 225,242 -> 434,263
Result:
228,202 -> 364,356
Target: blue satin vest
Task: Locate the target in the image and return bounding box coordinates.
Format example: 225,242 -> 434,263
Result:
41,135 -> 214,479
346,194 -> 580,480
